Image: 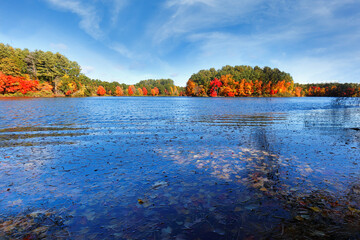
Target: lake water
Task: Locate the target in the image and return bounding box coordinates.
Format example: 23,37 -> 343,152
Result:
0,97 -> 360,239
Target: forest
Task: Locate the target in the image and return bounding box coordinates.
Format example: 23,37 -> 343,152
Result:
1,43 -> 359,97
0,43 -> 183,97
186,65 -> 360,97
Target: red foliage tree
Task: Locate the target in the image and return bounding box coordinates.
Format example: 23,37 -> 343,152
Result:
209,78 -> 222,97
128,85 -> 135,96
0,71 -> 38,94
142,87 -> 148,96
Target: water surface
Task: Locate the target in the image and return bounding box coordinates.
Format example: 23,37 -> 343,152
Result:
0,97 -> 359,239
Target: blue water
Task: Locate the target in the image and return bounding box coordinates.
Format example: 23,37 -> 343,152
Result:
0,97 -> 359,239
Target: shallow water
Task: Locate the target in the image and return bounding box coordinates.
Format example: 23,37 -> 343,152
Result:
0,97 -> 359,239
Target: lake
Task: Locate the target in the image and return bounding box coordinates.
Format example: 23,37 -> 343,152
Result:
0,97 -> 359,239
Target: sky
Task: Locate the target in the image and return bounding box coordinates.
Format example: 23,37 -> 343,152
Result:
0,0 -> 359,86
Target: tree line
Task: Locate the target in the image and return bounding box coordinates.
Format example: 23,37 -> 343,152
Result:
1,43 -> 359,97
0,43 -> 183,97
186,65 -> 360,97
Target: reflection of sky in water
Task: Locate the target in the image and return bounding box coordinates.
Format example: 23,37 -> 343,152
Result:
0,97 -> 359,238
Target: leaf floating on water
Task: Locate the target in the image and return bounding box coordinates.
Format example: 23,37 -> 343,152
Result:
33,226 -> 48,234
9,199 -> 23,206
138,199 -> 144,204
348,207 -> 360,213
309,206 -> 321,212
234,207 -> 242,212
152,181 -> 168,190
311,230 -> 326,237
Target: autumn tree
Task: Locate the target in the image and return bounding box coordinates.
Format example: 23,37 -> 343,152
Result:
97,86 -> 106,96
294,87 -> 302,97
128,85 -> 134,96
253,80 -> 263,96
186,79 -> 196,96
151,87 -> 159,96
137,88 -> 143,96
115,86 -> 124,96
209,78 -> 222,97
142,87 -> 148,96
0,71 -> 38,94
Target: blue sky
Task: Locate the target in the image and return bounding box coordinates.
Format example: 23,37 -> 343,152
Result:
1,0 -> 359,86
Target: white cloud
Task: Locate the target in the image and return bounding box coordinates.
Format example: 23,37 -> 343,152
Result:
110,0 -> 128,25
149,0 -> 360,45
50,43 -> 68,50
45,0 -> 102,39
109,43 -> 135,59
151,0 -> 264,43
82,65 -> 94,74
166,0 -> 216,7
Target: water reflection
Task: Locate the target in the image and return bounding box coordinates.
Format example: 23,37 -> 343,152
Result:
0,97 -> 359,239
197,114 -> 287,127
0,126 -> 88,147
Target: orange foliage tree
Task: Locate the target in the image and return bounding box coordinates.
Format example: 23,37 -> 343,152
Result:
137,88 -> 143,96
244,81 -> 254,96
236,79 -> 246,96
151,87 -> 159,96
186,80 -> 196,96
294,87 -> 302,97
97,86 -> 106,96
115,86 -> 124,96
254,80 -> 263,95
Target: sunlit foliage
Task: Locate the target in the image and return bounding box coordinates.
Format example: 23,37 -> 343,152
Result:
0,43 -> 183,97
186,65 -> 360,97
0,71 -> 38,94
151,87 -> 159,96
115,86 -> 124,96
142,87 -> 148,96
96,86 -> 106,96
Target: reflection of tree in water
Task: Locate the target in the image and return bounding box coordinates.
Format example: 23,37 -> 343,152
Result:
332,97 -> 360,107
249,127 -> 281,191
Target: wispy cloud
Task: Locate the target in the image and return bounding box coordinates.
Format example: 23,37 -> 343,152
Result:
110,0 -> 128,25
81,65 -> 94,74
149,0 -> 264,43
45,0 -> 102,39
50,43 -> 68,50
109,43 -> 135,59
37,0 -> 360,84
